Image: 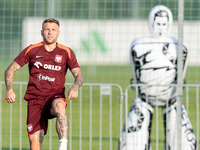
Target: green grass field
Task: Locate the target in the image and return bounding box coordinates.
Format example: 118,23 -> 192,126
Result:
1,64 -> 200,149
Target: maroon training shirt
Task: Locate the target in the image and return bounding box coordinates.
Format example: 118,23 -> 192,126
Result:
14,42 -> 80,100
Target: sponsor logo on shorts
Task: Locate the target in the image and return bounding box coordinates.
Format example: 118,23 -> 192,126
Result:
27,124 -> 33,132
37,73 -> 55,82
55,55 -> 62,63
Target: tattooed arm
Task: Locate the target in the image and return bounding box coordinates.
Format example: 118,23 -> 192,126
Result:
68,67 -> 84,100
4,61 -> 21,103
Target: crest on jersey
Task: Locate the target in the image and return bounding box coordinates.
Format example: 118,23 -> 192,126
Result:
55,55 -> 62,63
27,124 -> 33,132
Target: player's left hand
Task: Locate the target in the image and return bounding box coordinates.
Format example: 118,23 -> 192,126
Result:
68,85 -> 79,100
5,89 -> 16,103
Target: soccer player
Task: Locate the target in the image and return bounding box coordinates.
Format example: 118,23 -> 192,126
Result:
4,18 -> 84,150
119,5 -> 197,150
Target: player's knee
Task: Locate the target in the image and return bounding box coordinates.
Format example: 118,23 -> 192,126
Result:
50,99 -> 66,116
30,143 -> 40,150
29,130 -> 44,150
29,139 -> 42,150
55,99 -> 66,109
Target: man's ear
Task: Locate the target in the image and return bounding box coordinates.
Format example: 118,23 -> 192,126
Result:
41,30 -> 43,37
58,30 -> 60,37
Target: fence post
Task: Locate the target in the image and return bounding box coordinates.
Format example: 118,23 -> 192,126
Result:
0,84 -> 2,150
19,84 -> 22,150
177,0 -> 184,149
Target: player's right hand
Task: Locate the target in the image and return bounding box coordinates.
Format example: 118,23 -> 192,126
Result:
5,90 -> 16,103
68,85 -> 79,100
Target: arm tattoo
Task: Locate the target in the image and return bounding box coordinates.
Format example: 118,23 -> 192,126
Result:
4,71 -> 13,91
71,68 -> 84,89
4,61 -> 20,91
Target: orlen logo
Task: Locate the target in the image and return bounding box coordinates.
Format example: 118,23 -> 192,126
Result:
34,62 -> 42,69
34,61 -> 61,71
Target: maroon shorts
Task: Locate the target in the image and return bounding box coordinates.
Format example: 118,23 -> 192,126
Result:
26,92 -> 67,136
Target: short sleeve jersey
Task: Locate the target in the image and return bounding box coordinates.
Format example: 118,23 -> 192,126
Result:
14,42 -> 80,100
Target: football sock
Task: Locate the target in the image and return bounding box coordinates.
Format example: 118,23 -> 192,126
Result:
59,139 -> 68,150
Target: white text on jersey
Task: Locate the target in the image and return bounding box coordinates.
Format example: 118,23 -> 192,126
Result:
34,61 -> 61,71
37,73 -> 55,82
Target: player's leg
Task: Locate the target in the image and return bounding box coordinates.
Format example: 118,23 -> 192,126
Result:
27,100 -> 49,150
50,98 -> 68,150
119,97 -> 154,150
163,102 -> 197,150
29,129 -> 44,150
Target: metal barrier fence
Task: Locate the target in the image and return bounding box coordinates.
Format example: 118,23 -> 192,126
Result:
0,82 -> 200,150
0,82 -> 124,150
124,84 -> 200,150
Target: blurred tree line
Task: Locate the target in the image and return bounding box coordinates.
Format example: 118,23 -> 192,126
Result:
0,0 -> 199,58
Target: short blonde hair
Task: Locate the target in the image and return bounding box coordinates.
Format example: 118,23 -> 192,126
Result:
42,18 -> 60,29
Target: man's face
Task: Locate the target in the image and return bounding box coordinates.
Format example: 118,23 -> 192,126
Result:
153,16 -> 169,36
41,22 -> 60,44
